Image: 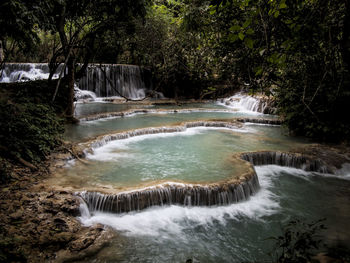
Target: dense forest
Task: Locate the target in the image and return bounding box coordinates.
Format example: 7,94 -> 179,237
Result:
1,0 -> 350,140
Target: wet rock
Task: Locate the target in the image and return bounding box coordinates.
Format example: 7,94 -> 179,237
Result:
9,210 -> 24,220
55,232 -> 74,243
53,218 -> 69,232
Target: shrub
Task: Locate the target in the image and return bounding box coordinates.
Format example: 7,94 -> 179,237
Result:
0,98 -> 64,164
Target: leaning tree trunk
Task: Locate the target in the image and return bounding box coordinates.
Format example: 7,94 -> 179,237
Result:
0,40 -> 3,63
66,57 -> 75,118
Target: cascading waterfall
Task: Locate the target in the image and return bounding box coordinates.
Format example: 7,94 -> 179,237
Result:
77,64 -> 151,99
77,173 -> 260,213
240,151 -> 332,173
73,120 -> 268,214
220,93 -> 271,113
0,63 -> 62,83
0,63 -> 152,100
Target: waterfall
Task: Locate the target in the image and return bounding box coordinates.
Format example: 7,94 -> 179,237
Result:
77,173 -> 260,213
0,63 -> 61,83
240,151 -> 332,173
219,93 -> 274,113
74,85 -> 97,101
0,63 -> 152,100
77,64 -> 151,99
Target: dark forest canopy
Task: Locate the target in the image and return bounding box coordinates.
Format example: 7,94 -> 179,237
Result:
0,0 -> 349,141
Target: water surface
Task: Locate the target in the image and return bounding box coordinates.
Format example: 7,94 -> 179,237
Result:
78,166 -> 350,262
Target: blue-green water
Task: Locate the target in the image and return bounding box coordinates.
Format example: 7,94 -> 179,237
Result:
78,166 -> 350,262
61,101 -> 350,262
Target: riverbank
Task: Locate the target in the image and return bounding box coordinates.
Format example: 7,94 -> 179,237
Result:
0,145 -> 115,262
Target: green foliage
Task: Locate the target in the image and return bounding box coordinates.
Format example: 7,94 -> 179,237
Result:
2,0 -> 349,140
268,219 -> 326,263
0,0 -> 40,55
210,0 -> 350,141
0,98 -> 64,164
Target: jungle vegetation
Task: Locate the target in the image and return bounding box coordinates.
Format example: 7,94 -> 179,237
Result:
0,0 -> 349,141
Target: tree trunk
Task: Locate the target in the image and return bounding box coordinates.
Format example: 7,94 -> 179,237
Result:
343,0 -> 350,72
0,40 -> 3,63
66,57 -> 75,118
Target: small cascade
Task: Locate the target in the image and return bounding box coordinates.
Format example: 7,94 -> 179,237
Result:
74,86 -> 97,101
77,173 -> 260,213
84,121 -> 243,152
220,93 -> 274,113
77,64 -> 151,99
240,151 -> 332,173
236,118 -> 281,125
0,63 -> 61,83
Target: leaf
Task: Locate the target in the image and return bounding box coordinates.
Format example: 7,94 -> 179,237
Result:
228,33 -> 239,42
246,28 -> 254,35
229,25 -> 241,32
238,32 -> 245,40
279,3 -> 287,9
255,67 -> 263,76
245,37 -> 254,48
242,19 -> 251,28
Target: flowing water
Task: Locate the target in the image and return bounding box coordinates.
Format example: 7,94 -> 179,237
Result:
55,92 -> 350,261
63,102 -> 349,262
65,109 -> 278,142
58,101 -> 350,262
3,64 -> 349,261
77,166 -> 350,263
57,125 -> 305,191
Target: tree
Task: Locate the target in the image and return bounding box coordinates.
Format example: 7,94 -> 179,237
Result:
1,0 -> 151,118
0,0 -> 42,69
43,0 -> 151,118
210,0 -> 350,141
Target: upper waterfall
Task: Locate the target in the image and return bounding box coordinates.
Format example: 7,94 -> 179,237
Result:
0,63 -> 152,100
78,64 -> 151,99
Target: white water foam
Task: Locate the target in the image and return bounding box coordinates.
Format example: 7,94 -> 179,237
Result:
0,63 -> 59,83
74,86 -> 97,102
78,166 -> 280,238
336,163 -> 350,179
256,164 -> 350,181
77,164 -> 350,242
218,93 -> 266,114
